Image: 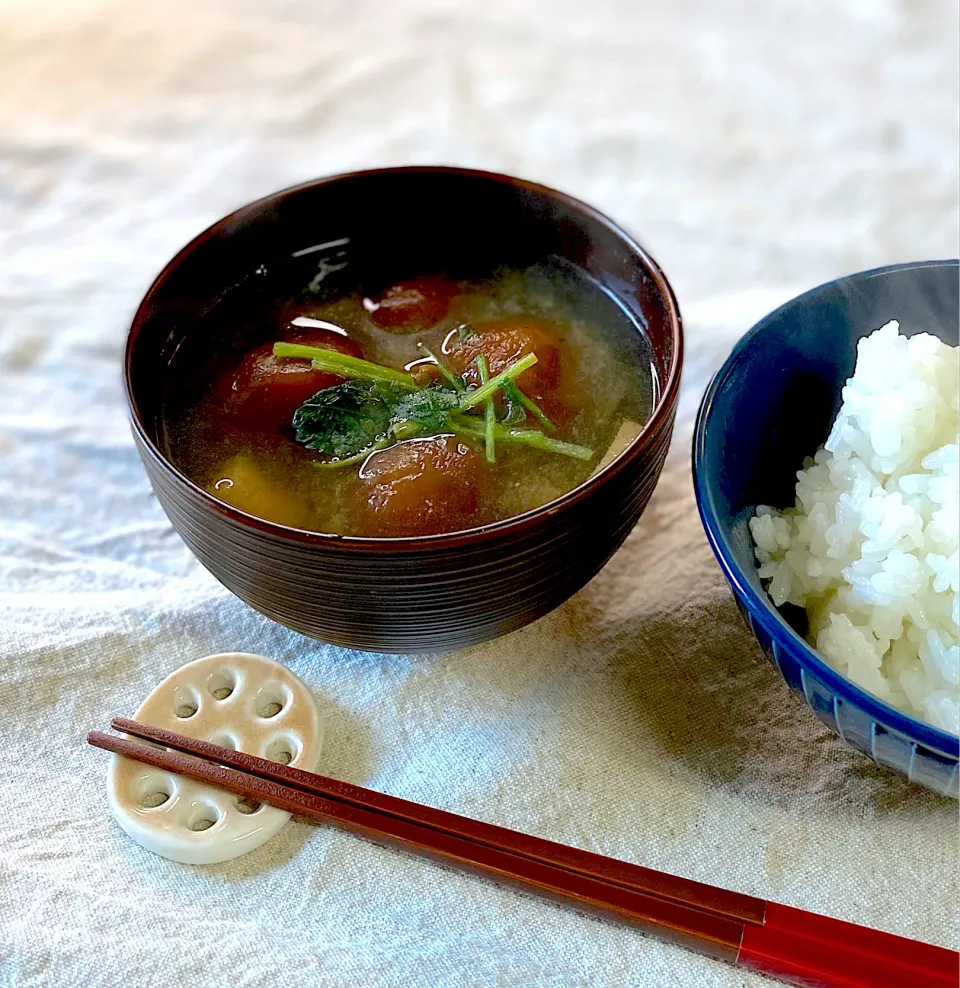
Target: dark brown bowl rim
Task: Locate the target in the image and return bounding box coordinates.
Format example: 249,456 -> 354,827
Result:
124,165 -> 684,551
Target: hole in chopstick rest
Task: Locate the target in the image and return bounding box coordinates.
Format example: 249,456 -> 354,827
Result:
137,773 -> 174,809
264,734 -> 299,765
253,684 -> 288,720
185,802 -> 220,832
207,667 -> 237,701
236,796 -> 261,815
173,684 -> 200,719
210,733 -> 238,751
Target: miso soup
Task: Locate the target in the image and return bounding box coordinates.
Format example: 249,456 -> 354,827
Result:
163,262 -> 656,538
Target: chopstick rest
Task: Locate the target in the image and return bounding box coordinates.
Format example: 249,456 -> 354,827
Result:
106,652 -> 323,864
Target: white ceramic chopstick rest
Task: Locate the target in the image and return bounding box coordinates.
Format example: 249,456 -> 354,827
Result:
106,652 -> 323,865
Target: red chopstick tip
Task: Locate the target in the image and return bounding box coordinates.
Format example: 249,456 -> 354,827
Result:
739,905 -> 960,988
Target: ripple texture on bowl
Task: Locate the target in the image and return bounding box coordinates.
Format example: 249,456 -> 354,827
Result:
137,407 -> 675,652
693,260 -> 959,796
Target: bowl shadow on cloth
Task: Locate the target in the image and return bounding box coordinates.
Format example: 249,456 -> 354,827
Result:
602,596 -> 954,816
573,479 -> 952,818
204,693 -> 374,881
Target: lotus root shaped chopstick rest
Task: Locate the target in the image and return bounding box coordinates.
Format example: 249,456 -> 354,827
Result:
106,652 -> 323,864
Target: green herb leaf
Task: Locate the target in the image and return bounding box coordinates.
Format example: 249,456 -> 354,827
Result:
391,386 -> 461,433
292,380 -> 460,461
293,380 -> 394,457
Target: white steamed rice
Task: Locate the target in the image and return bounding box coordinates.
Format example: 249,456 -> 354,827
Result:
749,321 -> 959,734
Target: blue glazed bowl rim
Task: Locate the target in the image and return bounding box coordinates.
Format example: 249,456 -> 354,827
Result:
692,259 -> 960,760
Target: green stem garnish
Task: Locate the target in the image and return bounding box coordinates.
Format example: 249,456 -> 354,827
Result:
272,342 -> 417,388
275,342 -> 585,466
500,379 -> 527,426
503,379 -> 555,431
458,352 -> 537,410
448,415 -> 593,461
476,354 -> 496,464
313,440 -> 391,469
417,343 -> 465,393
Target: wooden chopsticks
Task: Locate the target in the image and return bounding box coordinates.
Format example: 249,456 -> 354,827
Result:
89,720 -> 959,988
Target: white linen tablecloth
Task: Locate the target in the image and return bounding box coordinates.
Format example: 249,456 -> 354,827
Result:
0,2 -> 957,985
